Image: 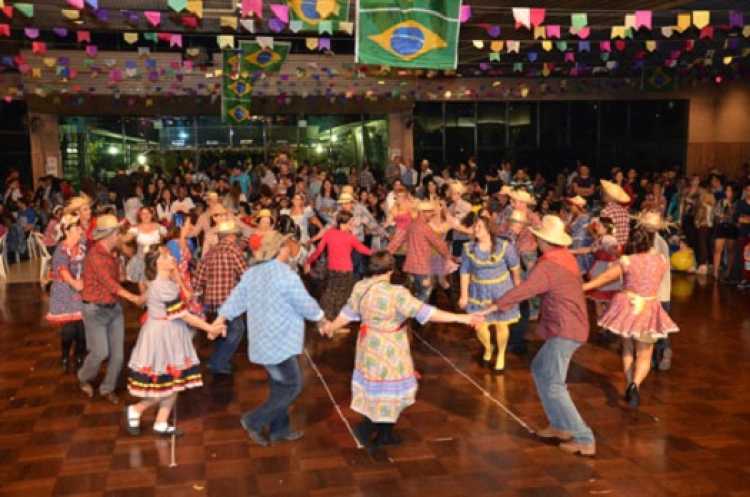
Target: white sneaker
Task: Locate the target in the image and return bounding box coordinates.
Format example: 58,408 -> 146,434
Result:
658,348 -> 672,371
696,265 -> 708,275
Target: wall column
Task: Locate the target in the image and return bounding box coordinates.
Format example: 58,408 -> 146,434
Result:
28,113 -> 62,187
388,109 -> 414,165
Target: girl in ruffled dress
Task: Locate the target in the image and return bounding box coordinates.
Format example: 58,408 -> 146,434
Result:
124,246 -> 223,437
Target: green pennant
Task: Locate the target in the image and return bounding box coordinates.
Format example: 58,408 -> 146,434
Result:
571,13 -> 587,29
489,52 -> 500,62
168,0 -> 188,12
600,52 -> 610,62
556,41 -> 568,51
143,32 -> 158,43
318,20 -> 333,34
13,2 -> 34,18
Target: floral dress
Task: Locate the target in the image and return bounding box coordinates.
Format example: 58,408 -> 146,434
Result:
340,278 -> 435,423
586,235 -> 622,303
598,252 -> 679,341
127,277 -> 203,398
46,241 -> 86,324
460,238 -> 521,324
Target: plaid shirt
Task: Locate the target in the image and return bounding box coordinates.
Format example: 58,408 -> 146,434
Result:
81,242 -> 123,305
388,217 -> 452,275
601,202 -> 630,247
194,237 -> 248,310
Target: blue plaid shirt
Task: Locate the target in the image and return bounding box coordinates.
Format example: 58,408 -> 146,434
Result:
218,259 -> 324,365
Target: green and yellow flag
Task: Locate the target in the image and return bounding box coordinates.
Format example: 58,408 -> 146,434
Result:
222,51 -> 253,123
288,0 -> 351,30
355,0 -> 462,70
239,40 -> 291,73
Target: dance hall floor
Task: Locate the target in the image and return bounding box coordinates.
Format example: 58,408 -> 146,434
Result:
0,275 -> 749,497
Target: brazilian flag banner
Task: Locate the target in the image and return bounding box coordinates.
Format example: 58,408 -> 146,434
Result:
239,40 -> 291,73
288,0 -> 351,30
355,0 -> 462,70
222,51 -> 254,123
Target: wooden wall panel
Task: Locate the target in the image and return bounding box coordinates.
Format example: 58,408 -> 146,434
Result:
687,143 -> 750,177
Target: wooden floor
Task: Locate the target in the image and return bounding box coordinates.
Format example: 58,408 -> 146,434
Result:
0,274 -> 749,497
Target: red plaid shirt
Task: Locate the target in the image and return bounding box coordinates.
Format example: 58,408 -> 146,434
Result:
195,238 -> 248,309
81,242 -> 123,305
388,217 -> 452,275
601,202 -> 630,247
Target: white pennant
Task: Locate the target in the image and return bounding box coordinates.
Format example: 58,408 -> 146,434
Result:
240,19 -> 255,33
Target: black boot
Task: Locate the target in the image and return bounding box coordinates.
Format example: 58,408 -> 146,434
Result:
374,423 -> 402,447
626,383 -> 640,408
354,418 -> 375,448
60,326 -> 74,373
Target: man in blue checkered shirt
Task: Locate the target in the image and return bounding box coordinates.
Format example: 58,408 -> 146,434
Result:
215,227 -> 326,446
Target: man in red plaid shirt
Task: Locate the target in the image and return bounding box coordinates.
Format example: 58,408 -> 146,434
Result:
195,220 -> 248,375
600,180 -> 632,247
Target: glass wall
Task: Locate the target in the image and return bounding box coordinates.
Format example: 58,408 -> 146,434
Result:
60,114 -> 388,185
414,100 -> 688,177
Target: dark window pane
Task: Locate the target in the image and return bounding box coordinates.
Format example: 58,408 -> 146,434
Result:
508,102 -> 537,148
540,102 -> 567,148
445,102 -> 475,166
414,102 -> 443,164
477,102 -> 506,167
570,102 -> 598,167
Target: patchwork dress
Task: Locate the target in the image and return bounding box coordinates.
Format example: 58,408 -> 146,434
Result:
461,238 -> 521,324
46,241 -> 86,324
340,278 -> 435,423
127,277 -> 203,398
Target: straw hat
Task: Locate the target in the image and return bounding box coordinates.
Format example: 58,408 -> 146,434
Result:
56,214 -> 80,241
255,232 -> 293,262
216,219 -> 240,235
508,188 -> 537,206
634,210 -> 672,232
64,194 -> 91,215
417,200 -> 436,212
92,214 -> 120,241
600,180 -> 630,204
257,208 -> 274,219
529,215 -> 572,247
565,195 -> 587,208
508,209 -> 528,224
499,185 -> 512,196
449,181 -> 466,195
337,192 -> 355,204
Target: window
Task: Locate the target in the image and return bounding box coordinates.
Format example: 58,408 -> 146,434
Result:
445,102 -> 475,166
477,102 -> 506,167
414,102 -> 443,165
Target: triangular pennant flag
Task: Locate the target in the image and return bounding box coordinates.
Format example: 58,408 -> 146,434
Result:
170,34 -> 183,48
530,8 -> 545,27
729,11 -> 743,29
31,41 -> 46,53
142,32 -> 157,43
217,35 -> 234,49
62,9 -> 80,20
744,25 -> 750,38
339,21 -> 353,35
676,13 -> 690,32
319,38 -> 331,51
289,19 -> 302,32
168,0 -> 187,13
635,10 -> 652,30
692,11 -> 709,29
541,40 -> 552,52
600,41 -> 611,52
256,36 -> 273,49
2,5 -> 12,18
240,19 -> 255,32
546,25 -> 560,39
512,8 -> 530,29
489,52 -> 500,62
0,23 -> 9,37
53,27 -> 68,37
527,51 -> 538,62
144,11 -> 160,27
556,41 -> 567,51
564,52 -> 575,63
625,14 -> 636,30
241,0 -> 262,18
611,26 -> 626,39
306,37 -> 318,50
645,40 -> 657,52
84,0 -> 97,8
486,24 -> 500,37
85,44 -> 97,56
490,40 -> 503,52
181,15 -> 199,28
123,32 -> 138,44
459,4 -> 471,23
13,3 -> 33,18
186,0 -> 203,18
76,30 -> 90,43
318,20 -> 333,34
270,4 -> 288,23
661,26 -> 674,38
513,62 -> 523,73
23,27 -> 38,38
699,26 -> 714,39
506,40 -> 520,54
578,41 -> 590,53
571,13 -> 587,29
220,16 -> 237,29
572,26 -> 590,39
67,0 -> 83,9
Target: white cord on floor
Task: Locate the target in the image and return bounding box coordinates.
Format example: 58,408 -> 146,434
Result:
303,348 -> 364,449
169,401 -> 177,467
412,330 -> 535,434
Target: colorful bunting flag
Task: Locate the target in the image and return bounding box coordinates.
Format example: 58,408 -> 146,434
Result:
221,16 -> 238,29
530,8 -> 545,27
67,0 -> 83,9
676,13 -> 690,32
635,10 -> 652,30
186,0 -> 203,18
339,21 -> 354,34
76,30 -> 90,43
0,24 -> 9,37
170,34 -> 183,48
692,11 -> 709,29
23,27 -> 37,39
241,0 -> 263,18
217,35 -> 235,49
571,13 -> 587,29
512,8 -> 530,29
541,40 -> 552,52
62,9 -> 80,20
729,11 -> 743,29
270,4 -> 288,23
546,25 -> 560,39
355,0 -> 462,70
168,0 -> 188,12
14,3 -> 33,18
459,4 -> 470,23
123,32 -> 138,44
145,11 -> 161,27
489,40 -> 503,52
306,37 -> 318,50
661,26 -> 674,38
240,19 -> 255,32
533,26 -> 545,40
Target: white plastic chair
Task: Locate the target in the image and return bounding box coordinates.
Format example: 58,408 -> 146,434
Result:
0,232 -> 7,281
33,232 -> 52,285
27,231 -> 40,259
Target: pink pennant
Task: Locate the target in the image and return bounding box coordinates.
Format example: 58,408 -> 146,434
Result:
530,8 -> 545,27
635,10 -> 652,30
546,25 -> 560,39
459,5 -> 471,23
157,32 -> 172,42
145,11 -> 161,27
4,95 -> 12,103
699,26 -> 713,39
241,0 -> 262,18
600,41 -> 611,52
270,4 -> 288,23
564,52 -> 575,63
67,0 -> 84,9
575,26 -> 590,39
181,15 -> 198,28
32,42 -> 47,55
24,27 -> 39,39
0,24 -> 9,37
170,34 -> 183,48
85,45 -> 98,57
2,6 -> 13,19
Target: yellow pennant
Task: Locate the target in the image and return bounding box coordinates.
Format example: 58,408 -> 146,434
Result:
306,37 -> 319,50
43,57 -> 56,67
220,16 -> 238,30
490,40 -> 503,52
692,11 -> 710,29
217,35 -> 234,49
472,40 -> 484,49
533,26 -> 545,40
542,40 -> 553,51
624,14 -> 636,29
62,9 -> 80,20
123,32 -> 138,44
676,13 -> 690,32
611,26 -> 626,39
316,0 -> 337,19
186,0 -> 203,18
32,67 -> 42,78
744,25 -> 750,38
645,40 -> 657,52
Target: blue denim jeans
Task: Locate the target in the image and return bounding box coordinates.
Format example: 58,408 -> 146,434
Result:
352,250 -> 367,279
208,314 -> 245,373
409,274 -> 434,303
531,337 -> 595,445
241,355 -> 303,439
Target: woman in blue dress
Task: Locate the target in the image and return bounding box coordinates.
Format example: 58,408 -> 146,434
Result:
565,196 -> 593,273
459,214 -> 522,372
